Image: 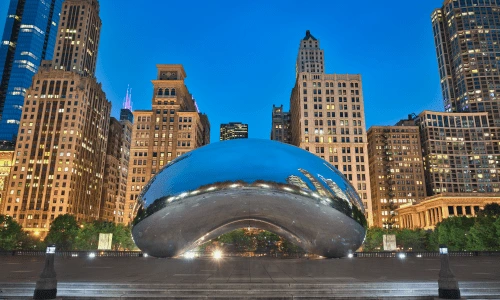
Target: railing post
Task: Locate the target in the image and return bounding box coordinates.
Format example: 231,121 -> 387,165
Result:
438,245 -> 460,299
33,245 -> 57,299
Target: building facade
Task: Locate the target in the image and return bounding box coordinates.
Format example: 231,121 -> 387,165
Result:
100,117 -> 122,222
0,142 -> 15,214
0,0 -> 64,141
4,0 -> 111,235
289,31 -> 372,225
367,125 -> 426,228
432,0 -> 500,125
271,105 -> 291,143
397,193 -> 500,230
417,110 -> 500,195
123,65 -> 210,225
220,122 -> 248,141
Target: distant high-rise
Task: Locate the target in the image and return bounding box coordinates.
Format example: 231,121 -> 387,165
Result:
289,31 -> 372,226
432,0 -> 500,126
3,0 -> 111,235
270,105 -> 291,143
123,65 -> 210,225
0,0 -> 64,141
367,124 -> 426,228
418,111 -> 500,194
220,122 -> 248,141
100,110 -> 132,224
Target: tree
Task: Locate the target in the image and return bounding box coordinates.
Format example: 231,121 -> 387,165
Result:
478,203 -> 500,218
466,216 -> 499,251
0,215 -> 24,250
434,216 -> 474,251
255,230 -> 280,253
216,229 -> 254,252
75,221 -> 136,251
362,227 -> 386,251
45,214 -> 79,250
395,228 -> 429,251
75,221 -> 98,250
112,224 -> 136,250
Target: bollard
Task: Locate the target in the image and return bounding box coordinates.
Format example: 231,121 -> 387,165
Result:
438,244 -> 461,299
33,245 -> 57,300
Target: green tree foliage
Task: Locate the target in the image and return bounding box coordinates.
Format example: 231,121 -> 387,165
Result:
0,215 -> 24,250
255,230 -> 280,252
75,221 -> 136,250
478,203 -> 500,218
396,228 -> 429,251
466,216 -> 500,250
362,227 -> 385,251
44,214 -> 79,250
428,216 -> 475,251
216,229 -> 254,252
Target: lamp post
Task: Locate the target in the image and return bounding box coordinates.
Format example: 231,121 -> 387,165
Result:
33,245 -> 57,299
438,244 -> 460,299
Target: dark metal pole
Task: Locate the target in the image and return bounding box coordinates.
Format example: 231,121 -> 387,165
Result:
33,245 -> 57,299
438,244 -> 461,299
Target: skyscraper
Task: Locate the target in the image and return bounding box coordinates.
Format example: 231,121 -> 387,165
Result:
100,107 -> 132,224
220,122 -> 248,141
432,0 -> 500,126
367,124 -> 426,228
0,0 -> 63,141
3,0 -> 111,235
289,31 -> 372,225
271,105 -> 291,143
123,64 -> 210,225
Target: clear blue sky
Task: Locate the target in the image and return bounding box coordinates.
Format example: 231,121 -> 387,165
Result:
0,0 -> 446,142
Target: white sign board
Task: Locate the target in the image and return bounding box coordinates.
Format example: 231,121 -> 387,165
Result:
383,234 -> 397,251
98,233 -> 113,250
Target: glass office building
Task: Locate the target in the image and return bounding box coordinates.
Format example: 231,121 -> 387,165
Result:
0,0 -> 63,141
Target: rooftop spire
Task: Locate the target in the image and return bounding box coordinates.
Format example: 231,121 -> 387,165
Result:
303,30 -> 317,41
123,85 -> 133,110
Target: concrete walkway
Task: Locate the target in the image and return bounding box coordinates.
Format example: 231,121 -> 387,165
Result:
1,256 -> 499,298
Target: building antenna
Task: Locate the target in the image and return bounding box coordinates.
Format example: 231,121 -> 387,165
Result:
123,85 -> 133,110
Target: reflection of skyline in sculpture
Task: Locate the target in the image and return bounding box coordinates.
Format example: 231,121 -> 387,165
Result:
286,175 -> 309,191
132,139 -> 366,258
298,168 -> 330,197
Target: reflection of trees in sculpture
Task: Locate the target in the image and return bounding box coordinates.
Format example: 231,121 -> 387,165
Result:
203,228 -> 305,254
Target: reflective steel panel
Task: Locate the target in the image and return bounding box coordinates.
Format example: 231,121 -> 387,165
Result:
132,139 -> 366,258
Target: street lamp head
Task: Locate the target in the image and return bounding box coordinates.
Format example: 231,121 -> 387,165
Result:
439,244 -> 448,255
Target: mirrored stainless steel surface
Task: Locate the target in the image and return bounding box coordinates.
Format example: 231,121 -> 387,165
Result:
132,139 -> 366,258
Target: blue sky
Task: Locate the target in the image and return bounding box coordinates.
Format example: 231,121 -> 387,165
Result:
0,0 -> 446,142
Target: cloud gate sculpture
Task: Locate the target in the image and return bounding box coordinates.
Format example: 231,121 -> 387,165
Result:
132,139 -> 367,258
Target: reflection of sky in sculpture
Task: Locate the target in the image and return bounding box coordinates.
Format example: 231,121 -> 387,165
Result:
138,139 -> 364,216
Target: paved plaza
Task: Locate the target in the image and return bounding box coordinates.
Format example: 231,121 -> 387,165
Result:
0,255 -> 499,298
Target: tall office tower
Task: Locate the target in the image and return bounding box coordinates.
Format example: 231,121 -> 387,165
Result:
271,105 -> 291,143
5,0 -> 111,235
367,125 -> 427,228
100,118 -> 122,222
418,111 -> 500,194
432,0 -> 500,126
0,0 -> 64,141
289,31 -> 372,225
123,65 -> 210,225
100,110 -> 132,224
220,122 -> 248,141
